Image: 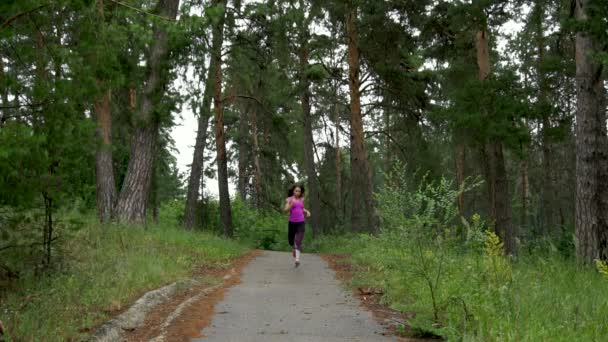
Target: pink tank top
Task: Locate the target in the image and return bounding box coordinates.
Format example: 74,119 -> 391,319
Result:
289,197 -> 305,222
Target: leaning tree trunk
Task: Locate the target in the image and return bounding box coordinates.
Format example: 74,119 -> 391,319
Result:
211,0 -> 233,237
346,5 -> 377,233
114,0 -> 180,224
183,66 -> 215,229
574,0 -> 608,263
299,39 -> 321,237
475,28 -> 516,254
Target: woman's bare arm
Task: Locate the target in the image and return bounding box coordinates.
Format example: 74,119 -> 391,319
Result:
283,198 -> 292,213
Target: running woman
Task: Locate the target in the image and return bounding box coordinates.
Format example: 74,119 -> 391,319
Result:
284,184 -> 311,267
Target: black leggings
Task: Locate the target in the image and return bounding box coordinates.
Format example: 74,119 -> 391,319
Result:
288,221 -> 305,250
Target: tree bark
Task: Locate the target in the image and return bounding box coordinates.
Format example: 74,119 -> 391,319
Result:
521,154 -> 529,228
476,28 -> 516,254
384,103 -> 391,174
535,1 -> 555,235
237,102 -> 249,202
211,0 -> 233,237
250,104 -> 263,208
574,0 -> 608,263
455,140 -> 466,216
0,57 -> 8,127
114,0 -> 180,224
94,89 -> 117,222
346,5 -> 377,233
184,67 -> 215,229
299,38 -> 321,237
92,0 -> 117,223
334,92 -> 342,224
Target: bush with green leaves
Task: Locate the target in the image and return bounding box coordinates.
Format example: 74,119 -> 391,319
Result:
232,198 -> 290,250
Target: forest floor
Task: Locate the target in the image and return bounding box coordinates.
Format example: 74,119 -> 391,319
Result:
123,250 -> 428,341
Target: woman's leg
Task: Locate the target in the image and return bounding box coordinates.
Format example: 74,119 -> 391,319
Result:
294,223 -> 305,264
288,222 -> 296,258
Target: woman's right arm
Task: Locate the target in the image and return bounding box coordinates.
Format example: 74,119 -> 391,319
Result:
283,198 -> 292,213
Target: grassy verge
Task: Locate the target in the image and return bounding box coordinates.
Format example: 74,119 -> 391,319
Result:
314,233 -> 608,341
0,217 -> 248,341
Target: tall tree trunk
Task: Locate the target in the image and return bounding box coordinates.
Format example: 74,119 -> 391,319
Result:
384,101 -> 391,174
211,0 -> 233,237
114,0 -> 180,224
346,5 -> 377,233
93,0 -> 117,223
183,67 -> 215,229
574,0 -> 608,263
94,89 -> 117,222
334,96 -> 342,224
237,103 -> 249,202
455,139 -> 466,216
0,57 -> 7,127
476,28 -> 516,254
250,104 -> 263,208
299,38 -> 321,237
535,1 -> 555,235
521,154 -> 529,228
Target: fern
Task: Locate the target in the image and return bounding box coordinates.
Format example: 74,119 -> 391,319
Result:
484,231 -> 512,285
595,259 -> 608,280
484,231 -> 504,257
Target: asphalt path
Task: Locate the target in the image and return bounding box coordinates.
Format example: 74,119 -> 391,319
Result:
193,250 -> 396,342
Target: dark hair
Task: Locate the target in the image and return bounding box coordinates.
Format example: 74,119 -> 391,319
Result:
287,184 -> 305,197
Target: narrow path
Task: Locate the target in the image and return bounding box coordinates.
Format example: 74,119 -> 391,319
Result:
193,250 -> 396,341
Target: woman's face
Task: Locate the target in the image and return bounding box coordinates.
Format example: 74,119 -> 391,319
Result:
293,187 -> 302,198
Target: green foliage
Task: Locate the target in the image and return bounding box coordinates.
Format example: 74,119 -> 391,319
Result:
0,123 -> 47,206
315,179 -> 608,341
0,209 -> 248,341
232,199 -> 291,250
595,259 -> 608,280
306,64 -> 329,81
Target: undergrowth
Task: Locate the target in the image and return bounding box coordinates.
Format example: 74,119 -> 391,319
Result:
0,203 -> 248,341
315,163 -> 608,341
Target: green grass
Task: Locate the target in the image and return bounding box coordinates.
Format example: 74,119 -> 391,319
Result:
315,234 -> 608,341
0,217 -> 248,341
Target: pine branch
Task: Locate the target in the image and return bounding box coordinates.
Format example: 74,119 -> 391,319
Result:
108,0 -> 176,21
1,4 -> 49,30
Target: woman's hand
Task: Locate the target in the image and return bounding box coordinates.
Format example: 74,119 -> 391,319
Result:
283,197 -> 293,213
305,209 -> 311,218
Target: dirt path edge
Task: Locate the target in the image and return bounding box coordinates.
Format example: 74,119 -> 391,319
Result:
89,279 -> 199,342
